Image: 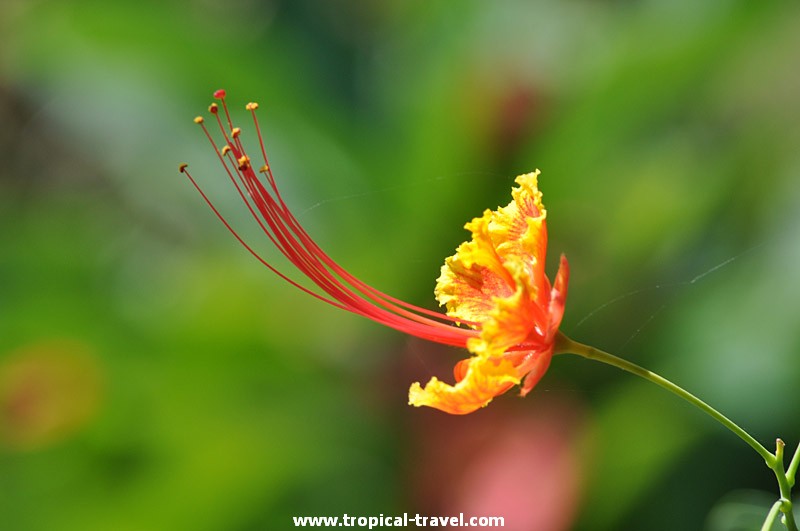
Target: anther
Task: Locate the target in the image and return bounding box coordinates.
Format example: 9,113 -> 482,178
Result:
194,116 -> 204,124
179,163 -> 188,173
209,103 -> 219,114
237,155 -> 251,170
246,102 -> 259,111
221,145 -> 232,156
231,127 -> 241,138
213,89 -> 226,99
259,164 -> 270,173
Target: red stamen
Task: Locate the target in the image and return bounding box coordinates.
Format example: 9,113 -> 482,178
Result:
183,91 -> 494,348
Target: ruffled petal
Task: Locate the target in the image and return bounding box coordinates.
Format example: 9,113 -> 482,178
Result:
435,211 -> 515,325
408,356 -> 520,415
435,171 -> 549,325
490,172 -> 547,274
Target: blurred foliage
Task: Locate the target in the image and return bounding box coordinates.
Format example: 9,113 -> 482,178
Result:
1,0 -> 799,530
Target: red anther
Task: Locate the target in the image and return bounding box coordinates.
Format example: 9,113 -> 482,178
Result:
213,89 -> 226,99
209,103 -> 219,114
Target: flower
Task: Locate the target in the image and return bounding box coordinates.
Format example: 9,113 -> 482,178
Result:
409,172 -> 569,414
181,90 -> 568,415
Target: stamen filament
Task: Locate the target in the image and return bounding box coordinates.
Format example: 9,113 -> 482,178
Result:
184,91 -> 484,347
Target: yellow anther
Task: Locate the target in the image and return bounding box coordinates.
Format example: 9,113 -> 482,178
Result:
179,163 -> 188,173
221,145 -> 232,156
259,164 -> 270,173
246,102 -> 259,111
231,127 -> 241,138
193,116 -> 204,124
237,155 -> 250,170
208,103 -> 219,113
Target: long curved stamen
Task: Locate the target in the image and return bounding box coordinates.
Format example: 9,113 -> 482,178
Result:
181,91 -> 482,347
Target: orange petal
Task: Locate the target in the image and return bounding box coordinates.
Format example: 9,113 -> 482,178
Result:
453,358 -> 470,383
546,254 -> 570,341
408,356 -> 520,415
518,349 -> 554,396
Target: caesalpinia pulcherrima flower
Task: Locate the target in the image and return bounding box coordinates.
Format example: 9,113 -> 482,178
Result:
181,90 -> 569,414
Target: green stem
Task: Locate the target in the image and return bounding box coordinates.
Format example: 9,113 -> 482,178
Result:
788,441 -> 800,488
774,440 -> 798,530
554,332 -> 797,530
554,332 -> 773,463
764,501 -> 784,531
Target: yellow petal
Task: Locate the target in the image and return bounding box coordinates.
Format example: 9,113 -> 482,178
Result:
491,171 -> 547,265
435,210 -> 515,325
434,171 -> 549,324
408,356 -> 520,415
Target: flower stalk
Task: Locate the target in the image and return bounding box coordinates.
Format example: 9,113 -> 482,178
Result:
772,439 -> 798,530
788,441 -> 800,488
764,501 -> 785,531
554,332 -> 797,530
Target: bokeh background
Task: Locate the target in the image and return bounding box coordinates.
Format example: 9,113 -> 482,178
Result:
2,1 -> 799,530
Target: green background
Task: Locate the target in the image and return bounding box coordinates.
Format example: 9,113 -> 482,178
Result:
1,1 -> 799,529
